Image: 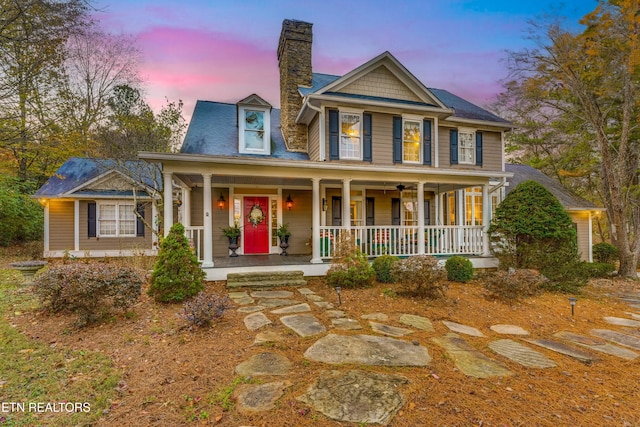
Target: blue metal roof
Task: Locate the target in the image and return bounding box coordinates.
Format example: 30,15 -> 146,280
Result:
35,157 -> 160,197
429,88 -> 510,124
180,101 -> 309,160
298,73 -> 340,96
323,91 -> 437,107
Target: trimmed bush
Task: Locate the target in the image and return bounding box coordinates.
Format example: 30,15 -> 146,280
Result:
148,223 -> 205,303
583,262 -> 616,278
538,261 -> 590,294
372,255 -> 399,283
484,269 -> 545,302
325,233 -> 375,289
391,255 -> 447,298
445,256 -> 474,282
592,242 -> 618,264
180,291 -> 231,328
34,263 -> 143,326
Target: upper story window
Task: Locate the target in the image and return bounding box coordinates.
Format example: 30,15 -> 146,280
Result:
459,130 -> 475,164
340,112 -> 362,160
98,202 -> 136,237
403,118 -> 421,163
237,94 -> 272,155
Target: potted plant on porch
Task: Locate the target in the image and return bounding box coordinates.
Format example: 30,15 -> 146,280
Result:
276,223 -> 291,256
221,222 -> 241,257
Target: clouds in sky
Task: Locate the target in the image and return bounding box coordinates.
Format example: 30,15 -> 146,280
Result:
93,0 -> 598,119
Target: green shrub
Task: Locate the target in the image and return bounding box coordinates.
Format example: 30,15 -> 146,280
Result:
35,263 -> 143,326
592,242 -> 618,264
148,223 -> 205,303
391,255 -> 447,298
539,261 -> 590,293
583,262 -> 616,278
180,291 -> 231,328
372,255 -> 399,283
325,233 -> 374,289
0,176 -> 43,246
445,256 -> 474,282
484,269 -> 545,302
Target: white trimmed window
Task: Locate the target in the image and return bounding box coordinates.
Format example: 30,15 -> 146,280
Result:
98,202 -> 136,237
459,129 -> 475,164
340,111 -> 362,160
464,187 -> 483,226
239,106 -> 270,155
403,118 -> 421,163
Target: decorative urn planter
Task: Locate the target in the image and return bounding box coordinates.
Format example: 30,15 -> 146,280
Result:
228,236 -> 239,257
10,260 -> 48,284
279,235 -> 290,256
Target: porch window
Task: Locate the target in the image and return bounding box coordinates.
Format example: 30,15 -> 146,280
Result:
98,202 -> 136,237
447,192 -> 456,225
402,200 -> 417,226
403,119 -> 421,163
465,187 -> 483,226
271,199 -> 278,246
459,130 -> 475,164
340,112 -> 362,160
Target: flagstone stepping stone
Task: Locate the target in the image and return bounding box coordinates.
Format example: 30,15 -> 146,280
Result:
297,287 -> 315,295
237,305 -> 266,314
234,380 -> 292,414
325,310 -> 346,319
280,314 -> 326,337
431,333 -> 513,378
229,291 -> 249,298
298,370 -> 407,425
399,314 -> 434,332
331,318 -> 362,330
271,303 -> 311,314
370,321 -> 413,337
254,330 -> 287,345
244,312 -> 272,331
257,298 -> 299,308
604,316 -> 640,327
361,313 -> 388,321
305,294 -> 324,302
235,352 -> 292,376
442,321 -> 484,337
314,301 -> 334,309
250,290 -> 294,299
554,331 -> 639,360
228,291 -> 255,306
626,312 -> 640,320
488,339 -> 557,368
591,329 -> 640,350
304,334 -> 431,366
490,324 -> 529,335
525,339 -> 597,363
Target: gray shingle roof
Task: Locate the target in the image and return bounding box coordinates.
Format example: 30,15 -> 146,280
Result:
298,73 -> 340,96
505,164 -> 598,210
35,157 -> 159,197
180,101 -> 309,160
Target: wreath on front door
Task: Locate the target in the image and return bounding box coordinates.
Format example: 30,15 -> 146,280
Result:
247,204 -> 265,227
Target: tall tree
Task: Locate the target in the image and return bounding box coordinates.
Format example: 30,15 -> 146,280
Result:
0,0 -> 89,183
499,0 -> 640,277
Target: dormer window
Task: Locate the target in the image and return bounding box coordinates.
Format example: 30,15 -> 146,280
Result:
237,94 -> 271,155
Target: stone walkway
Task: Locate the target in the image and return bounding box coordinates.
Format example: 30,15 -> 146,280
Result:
226,287 -> 640,425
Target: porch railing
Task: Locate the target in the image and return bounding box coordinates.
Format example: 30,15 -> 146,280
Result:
185,226 -> 204,262
319,225 -> 484,259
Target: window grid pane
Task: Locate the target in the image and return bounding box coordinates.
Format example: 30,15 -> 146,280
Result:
99,204 -> 116,236
403,120 -> 421,162
244,110 -> 265,150
459,132 -> 474,163
340,113 -> 361,159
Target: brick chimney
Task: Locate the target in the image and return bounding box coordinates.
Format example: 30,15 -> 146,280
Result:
277,19 -> 312,152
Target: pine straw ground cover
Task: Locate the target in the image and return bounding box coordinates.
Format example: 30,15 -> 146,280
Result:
2,262 -> 640,426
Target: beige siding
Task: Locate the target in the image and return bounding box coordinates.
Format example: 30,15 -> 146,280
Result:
308,114 -> 320,161
569,211 -> 591,262
79,200 -> 152,252
281,189 -> 312,254
438,126 -> 502,171
49,201 -> 74,251
190,187 -> 204,226
371,113 -> 394,166
338,66 -> 423,103
212,188 -> 230,257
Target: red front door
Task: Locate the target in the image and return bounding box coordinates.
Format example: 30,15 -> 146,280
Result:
243,197 -> 270,254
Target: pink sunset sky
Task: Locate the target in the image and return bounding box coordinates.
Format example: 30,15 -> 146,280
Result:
93,0 -> 598,120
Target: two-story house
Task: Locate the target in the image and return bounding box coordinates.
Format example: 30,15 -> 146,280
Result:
41,19 -> 580,280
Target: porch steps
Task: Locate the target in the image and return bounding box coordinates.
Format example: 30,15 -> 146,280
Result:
226,270 -> 306,289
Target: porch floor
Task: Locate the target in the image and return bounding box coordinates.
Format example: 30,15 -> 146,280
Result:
212,254 -> 312,268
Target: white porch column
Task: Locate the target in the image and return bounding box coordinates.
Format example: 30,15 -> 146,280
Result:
74,200 -> 80,252
182,187 -> 191,227
482,184 -> 491,256
417,182 -> 425,255
202,173 -> 214,268
342,178 -> 351,230
163,172 -> 173,236
151,203 -> 159,250
311,178 -> 323,264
